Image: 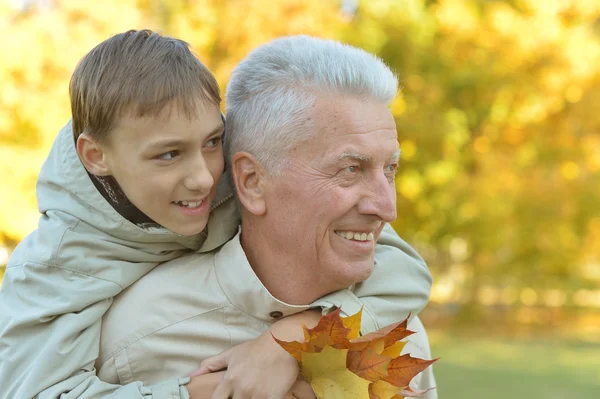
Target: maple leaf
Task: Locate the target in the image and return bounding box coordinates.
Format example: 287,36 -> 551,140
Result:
349,315 -> 415,351
346,341 -> 390,382
369,380 -> 406,399
382,354 -> 438,388
272,308 -> 350,361
273,308 -> 438,399
302,345 -> 371,398
304,308 -> 351,349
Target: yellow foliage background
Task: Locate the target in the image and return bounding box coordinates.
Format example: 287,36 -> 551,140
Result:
1,1 -> 600,397
2,0 -> 600,309
2,0 -> 600,304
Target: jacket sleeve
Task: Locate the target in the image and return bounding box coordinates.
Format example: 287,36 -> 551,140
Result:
0,263 -> 191,399
316,223 -> 432,332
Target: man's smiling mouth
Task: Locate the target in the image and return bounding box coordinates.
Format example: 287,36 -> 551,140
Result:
335,230 -> 375,242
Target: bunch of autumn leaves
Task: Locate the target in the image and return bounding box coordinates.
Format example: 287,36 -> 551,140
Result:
273,309 -> 437,399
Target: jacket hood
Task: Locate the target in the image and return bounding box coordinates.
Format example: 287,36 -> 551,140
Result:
35,121 -> 237,251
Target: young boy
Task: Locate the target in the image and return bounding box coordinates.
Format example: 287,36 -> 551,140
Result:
0,30 -> 433,399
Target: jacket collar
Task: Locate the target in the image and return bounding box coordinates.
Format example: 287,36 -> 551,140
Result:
214,230 -> 313,322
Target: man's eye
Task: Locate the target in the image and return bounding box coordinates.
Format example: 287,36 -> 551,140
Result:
156,150 -> 179,161
345,165 -> 359,173
385,163 -> 398,173
385,163 -> 398,182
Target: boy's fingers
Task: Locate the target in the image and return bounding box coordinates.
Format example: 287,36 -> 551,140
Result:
288,380 -> 316,399
210,379 -> 233,399
191,350 -> 231,376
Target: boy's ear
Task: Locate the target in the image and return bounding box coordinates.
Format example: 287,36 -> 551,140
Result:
76,133 -> 111,176
231,152 -> 267,216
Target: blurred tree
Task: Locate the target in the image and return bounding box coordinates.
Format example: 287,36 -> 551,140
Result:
1,1 -> 599,318
341,0 -> 600,313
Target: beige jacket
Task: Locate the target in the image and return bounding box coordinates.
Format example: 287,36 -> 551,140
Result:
98,231 -> 437,397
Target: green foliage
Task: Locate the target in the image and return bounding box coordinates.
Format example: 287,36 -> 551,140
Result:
429,329 -> 600,398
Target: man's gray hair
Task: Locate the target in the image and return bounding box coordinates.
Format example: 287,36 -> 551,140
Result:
224,35 -> 398,174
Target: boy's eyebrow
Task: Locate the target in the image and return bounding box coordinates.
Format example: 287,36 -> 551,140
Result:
146,124 -> 224,151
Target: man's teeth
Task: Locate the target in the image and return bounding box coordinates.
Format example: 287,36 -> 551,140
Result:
335,231 -> 375,242
175,200 -> 203,208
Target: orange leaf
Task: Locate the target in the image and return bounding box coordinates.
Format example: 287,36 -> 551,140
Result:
273,309 -> 437,398
351,314 -> 414,349
305,308 -> 351,348
307,331 -> 331,353
383,354 -> 439,387
346,343 -> 391,382
271,334 -> 307,361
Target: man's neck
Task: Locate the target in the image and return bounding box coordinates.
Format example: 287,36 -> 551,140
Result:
240,219 -> 327,306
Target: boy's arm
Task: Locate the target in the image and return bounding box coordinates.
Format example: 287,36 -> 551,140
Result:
192,225 -> 432,398
317,223 -> 432,332
0,264 -> 191,399
190,310 -> 322,399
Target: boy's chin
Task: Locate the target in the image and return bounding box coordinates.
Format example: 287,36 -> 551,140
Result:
168,223 -> 208,237
159,216 -> 209,237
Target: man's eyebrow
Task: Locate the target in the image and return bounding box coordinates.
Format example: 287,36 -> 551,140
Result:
337,149 -> 402,163
146,124 -> 224,151
338,153 -> 372,162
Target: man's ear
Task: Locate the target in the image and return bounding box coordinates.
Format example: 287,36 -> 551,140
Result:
231,151 -> 267,216
76,133 -> 111,176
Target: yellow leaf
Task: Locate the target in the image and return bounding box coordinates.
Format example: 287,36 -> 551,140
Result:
301,345 -> 371,399
369,380 -> 404,399
342,307 -> 363,340
381,341 -> 407,358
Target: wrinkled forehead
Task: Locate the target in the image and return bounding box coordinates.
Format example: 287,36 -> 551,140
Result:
300,95 -> 399,159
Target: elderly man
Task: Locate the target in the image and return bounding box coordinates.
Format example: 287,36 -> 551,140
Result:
96,36 -> 437,399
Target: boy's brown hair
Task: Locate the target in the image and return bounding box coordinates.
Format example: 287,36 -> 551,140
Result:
70,29 -> 220,142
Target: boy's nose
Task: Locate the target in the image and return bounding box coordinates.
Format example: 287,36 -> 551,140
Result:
184,156 -> 214,193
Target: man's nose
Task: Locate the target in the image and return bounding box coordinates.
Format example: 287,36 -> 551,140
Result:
183,154 -> 214,193
357,172 -> 397,222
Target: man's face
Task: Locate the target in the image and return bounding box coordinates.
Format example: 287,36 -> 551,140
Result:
101,103 -> 224,236
262,95 -> 399,290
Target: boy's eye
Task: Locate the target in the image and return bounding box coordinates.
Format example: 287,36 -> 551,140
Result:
204,136 -> 222,149
156,150 -> 179,161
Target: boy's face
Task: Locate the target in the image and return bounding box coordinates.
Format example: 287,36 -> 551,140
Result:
101,103 -> 224,236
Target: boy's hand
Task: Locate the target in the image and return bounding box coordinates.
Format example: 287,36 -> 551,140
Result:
187,371 -> 226,399
191,309 -> 322,399
187,369 -> 314,399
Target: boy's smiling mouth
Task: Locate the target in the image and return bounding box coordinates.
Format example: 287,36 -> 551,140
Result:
173,200 -> 204,209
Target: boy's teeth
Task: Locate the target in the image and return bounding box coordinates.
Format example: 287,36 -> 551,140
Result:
176,200 -> 202,208
335,231 -> 375,242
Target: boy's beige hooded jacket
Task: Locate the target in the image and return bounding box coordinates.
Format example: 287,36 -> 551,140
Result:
0,121 -> 433,399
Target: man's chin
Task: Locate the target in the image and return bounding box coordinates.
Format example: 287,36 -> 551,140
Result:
338,260 -> 375,285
